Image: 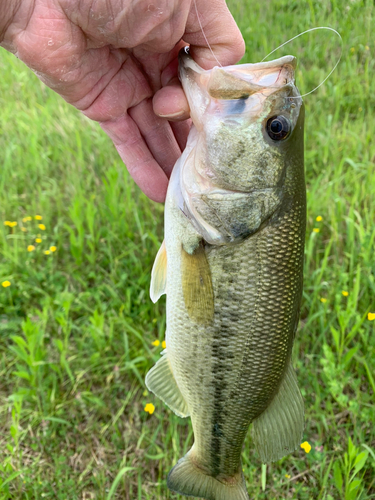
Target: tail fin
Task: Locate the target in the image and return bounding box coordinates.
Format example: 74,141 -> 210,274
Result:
167,450 -> 249,500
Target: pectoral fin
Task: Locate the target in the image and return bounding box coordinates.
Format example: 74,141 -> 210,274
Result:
181,243 -> 214,325
150,240 -> 167,303
145,352 -> 190,418
251,360 -> 304,463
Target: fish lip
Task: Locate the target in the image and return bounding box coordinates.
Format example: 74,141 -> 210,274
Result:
178,46 -> 296,75
178,46 -> 204,80
178,48 -> 298,110
178,47 -> 297,86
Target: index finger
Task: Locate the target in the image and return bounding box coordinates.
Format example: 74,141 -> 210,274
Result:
185,0 -> 245,69
153,0 -> 244,121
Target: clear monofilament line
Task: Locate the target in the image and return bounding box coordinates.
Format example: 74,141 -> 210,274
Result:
261,27 -> 342,98
193,0 -> 223,68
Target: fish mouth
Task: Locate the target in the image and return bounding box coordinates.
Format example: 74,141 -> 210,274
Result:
178,46 -> 296,97
178,46 -> 203,80
178,46 -> 298,127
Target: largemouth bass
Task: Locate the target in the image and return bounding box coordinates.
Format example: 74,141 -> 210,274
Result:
146,47 -> 305,500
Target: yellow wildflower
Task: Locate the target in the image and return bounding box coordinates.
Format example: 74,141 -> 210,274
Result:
50,246 -> 57,252
342,291 -> 349,297
35,238 -> 42,243
285,474 -> 291,479
44,250 -> 51,255
21,227 -> 27,232
368,312 -> 375,321
300,441 -> 311,453
8,221 -> 17,227
320,298 -> 327,303
22,216 -> 32,222
316,215 -> 323,222
27,245 -> 35,252
144,403 -> 155,415
350,47 -> 355,53
38,224 -> 46,230
162,340 -> 167,349
2,280 -> 11,288
152,340 -> 160,347
4,221 -> 11,226
365,45 -> 369,50
35,215 -> 43,220
143,390 -> 148,396
313,228 -> 320,233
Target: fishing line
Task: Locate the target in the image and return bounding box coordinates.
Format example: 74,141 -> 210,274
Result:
193,0 -> 223,67
261,27 -> 343,98
190,4 -> 341,98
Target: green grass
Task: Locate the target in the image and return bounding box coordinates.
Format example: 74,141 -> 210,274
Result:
0,0 -> 374,498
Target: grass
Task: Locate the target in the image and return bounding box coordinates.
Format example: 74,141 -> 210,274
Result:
0,0 -> 374,498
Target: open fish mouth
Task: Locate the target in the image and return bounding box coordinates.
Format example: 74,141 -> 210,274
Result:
179,45 -> 296,93
178,46 -> 297,126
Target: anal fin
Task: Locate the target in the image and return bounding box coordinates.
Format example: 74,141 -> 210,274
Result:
145,352 -> 190,418
251,359 -> 304,463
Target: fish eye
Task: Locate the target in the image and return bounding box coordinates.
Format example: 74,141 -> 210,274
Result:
266,115 -> 291,141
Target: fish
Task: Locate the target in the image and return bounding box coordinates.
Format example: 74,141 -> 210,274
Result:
146,46 -> 306,500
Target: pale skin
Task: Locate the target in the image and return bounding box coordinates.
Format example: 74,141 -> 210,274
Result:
0,0 -> 245,202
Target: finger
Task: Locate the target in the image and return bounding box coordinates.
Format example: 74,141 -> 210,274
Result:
170,119 -> 192,151
100,114 -> 169,203
185,0 -> 245,69
152,55 -> 190,120
68,1 -> 190,54
153,83 -> 190,121
128,98 -> 182,179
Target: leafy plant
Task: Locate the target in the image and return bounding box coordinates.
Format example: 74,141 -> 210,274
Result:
333,438 -> 369,500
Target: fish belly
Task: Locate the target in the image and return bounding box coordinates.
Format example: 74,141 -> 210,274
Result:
165,191 -> 305,478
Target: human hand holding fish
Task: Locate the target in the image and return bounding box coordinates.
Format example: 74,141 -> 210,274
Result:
147,47 -> 306,499
0,0 -> 244,203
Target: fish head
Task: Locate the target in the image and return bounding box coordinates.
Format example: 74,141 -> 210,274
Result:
178,47 -> 304,194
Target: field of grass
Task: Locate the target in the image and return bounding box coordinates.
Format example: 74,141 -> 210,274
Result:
0,0 -> 374,498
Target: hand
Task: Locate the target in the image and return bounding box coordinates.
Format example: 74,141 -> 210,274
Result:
0,0 -> 244,202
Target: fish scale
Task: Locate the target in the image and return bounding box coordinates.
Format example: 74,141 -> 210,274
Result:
184,191 -> 304,476
147,48 -> 306,500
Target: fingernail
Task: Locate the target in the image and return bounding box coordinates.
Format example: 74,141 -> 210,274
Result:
158,110 -> 187,119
